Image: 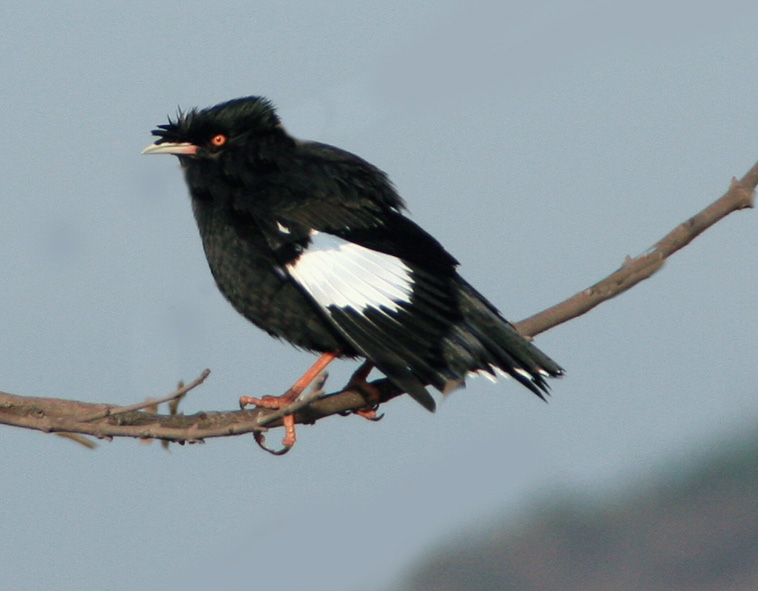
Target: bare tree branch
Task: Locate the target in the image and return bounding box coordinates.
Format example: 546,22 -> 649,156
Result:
0,162 -> 755,446
517,170 -> 756,337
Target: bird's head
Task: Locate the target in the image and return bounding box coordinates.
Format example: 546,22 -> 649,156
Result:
142,96 -> 291,167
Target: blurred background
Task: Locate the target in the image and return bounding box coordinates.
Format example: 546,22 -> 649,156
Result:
1,1 -> 757,590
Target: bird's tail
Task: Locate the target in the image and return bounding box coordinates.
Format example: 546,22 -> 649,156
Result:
440,280 -> 563,399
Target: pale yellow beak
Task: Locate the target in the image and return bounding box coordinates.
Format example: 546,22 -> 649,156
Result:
141,142 -> 198,155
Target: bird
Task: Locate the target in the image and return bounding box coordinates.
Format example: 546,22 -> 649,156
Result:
143,96 -> 563,452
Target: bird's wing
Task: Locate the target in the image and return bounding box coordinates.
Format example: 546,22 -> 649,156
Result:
282,226 -> 463,412
228,140 -> 468,410
230,140 -> 407,235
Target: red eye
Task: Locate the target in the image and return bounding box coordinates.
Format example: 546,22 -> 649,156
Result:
210,134 -> 227,147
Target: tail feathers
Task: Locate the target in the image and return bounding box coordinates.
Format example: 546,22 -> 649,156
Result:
442,281 -> 563,399
373,356 -> 438,412
343,280 -> 563,411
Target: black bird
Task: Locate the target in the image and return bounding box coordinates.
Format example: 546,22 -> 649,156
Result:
143,96 -> 563,450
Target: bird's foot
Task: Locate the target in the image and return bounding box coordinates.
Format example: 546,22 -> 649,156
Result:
240,351 -> 340,454
353,405 -> 384,421
240,390 -> 298,410
241,390 -> 299,452
346,361 -> 385,421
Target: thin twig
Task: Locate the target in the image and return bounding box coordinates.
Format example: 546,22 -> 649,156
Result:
55,432 -> 98,449
80,369 -> 211,422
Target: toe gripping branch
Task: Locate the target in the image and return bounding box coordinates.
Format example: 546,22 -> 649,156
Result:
240,351 -> 339,455
240,358 -> 392,454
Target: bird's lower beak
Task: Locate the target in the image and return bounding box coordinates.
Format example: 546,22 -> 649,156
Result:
141,142 -> 198,156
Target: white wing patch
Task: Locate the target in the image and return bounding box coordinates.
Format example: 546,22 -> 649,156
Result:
286,231 -> 413,312
467,365 -> 533,384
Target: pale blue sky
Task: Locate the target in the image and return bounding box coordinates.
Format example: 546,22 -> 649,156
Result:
2,2 -> 757,590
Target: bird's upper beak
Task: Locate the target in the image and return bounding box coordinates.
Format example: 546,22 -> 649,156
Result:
141,141 -> 198,156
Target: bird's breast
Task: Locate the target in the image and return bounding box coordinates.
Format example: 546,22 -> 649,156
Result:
191,200 -> 347,352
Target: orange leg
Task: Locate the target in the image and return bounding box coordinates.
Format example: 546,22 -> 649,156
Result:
347,361 -> 384,421
241,350 -> 339,450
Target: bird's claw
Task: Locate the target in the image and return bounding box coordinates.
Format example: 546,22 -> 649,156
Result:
353,405 -> 384,421
343,361 -> 385,421
241,393 -> 299,454
253,430 -> 293,456
240,393 -> 296,409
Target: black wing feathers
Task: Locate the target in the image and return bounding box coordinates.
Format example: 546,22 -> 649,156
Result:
231,141 -> 405,234
228,134 -> 562,406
